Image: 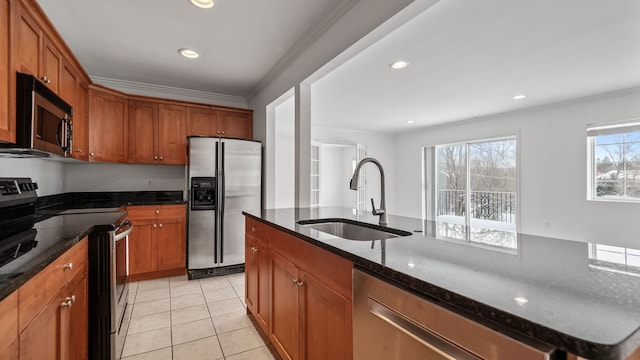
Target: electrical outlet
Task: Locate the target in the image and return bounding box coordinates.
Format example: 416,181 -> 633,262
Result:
147,179 -> 153,188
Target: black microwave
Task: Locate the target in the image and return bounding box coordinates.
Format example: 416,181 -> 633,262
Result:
9,72 -> 73,157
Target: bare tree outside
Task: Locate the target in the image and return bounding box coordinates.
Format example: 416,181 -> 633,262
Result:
594,132 -> 640,198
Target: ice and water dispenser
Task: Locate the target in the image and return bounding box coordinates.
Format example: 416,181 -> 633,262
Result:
190,177 -> 216,210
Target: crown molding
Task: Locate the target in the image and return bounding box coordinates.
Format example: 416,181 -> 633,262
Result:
91,77 -> 249,108
246,0 -> 360,102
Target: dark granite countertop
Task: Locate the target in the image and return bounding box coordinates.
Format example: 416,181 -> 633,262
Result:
0,191 -> 185,302
244,207 -> 640,360
0,211 -> 126,300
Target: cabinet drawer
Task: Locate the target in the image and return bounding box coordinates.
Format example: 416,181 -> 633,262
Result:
19,238 -> 87,332
246,217 -> 272,241
127,204 -> 185,219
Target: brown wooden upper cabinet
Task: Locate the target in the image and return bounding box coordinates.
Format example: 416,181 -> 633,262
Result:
187,107 -> 253,140
219,110 -> 253,139
0,0 -> 13,143
15,2 -> 62,93
72,79 -> 90,160
129,100 -> 186,165
89,85 -> 128,163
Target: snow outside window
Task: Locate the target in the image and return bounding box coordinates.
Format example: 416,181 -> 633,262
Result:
588,119 -> 640,201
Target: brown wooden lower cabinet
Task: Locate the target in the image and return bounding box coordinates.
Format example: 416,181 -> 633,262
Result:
244,216 -> 353,360
127,204 -> 186,281
0,237 -> 90,360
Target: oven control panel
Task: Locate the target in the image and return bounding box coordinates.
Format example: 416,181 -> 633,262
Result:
0,178 -> 38,198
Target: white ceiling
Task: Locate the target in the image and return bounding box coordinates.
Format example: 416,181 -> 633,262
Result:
36,0 -> 640,133
37,0 -> 348,98
311,0 -> 640,133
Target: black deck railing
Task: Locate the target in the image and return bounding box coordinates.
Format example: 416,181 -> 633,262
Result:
437,190 -> 516,223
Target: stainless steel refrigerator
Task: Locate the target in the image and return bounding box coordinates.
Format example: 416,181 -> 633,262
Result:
187,136 -> 262,279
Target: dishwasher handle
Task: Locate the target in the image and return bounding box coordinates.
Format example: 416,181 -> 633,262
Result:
368,297 -> 482,360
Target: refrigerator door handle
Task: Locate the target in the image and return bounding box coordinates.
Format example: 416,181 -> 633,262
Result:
220,142 -> 226,264
214,141 -> 219,263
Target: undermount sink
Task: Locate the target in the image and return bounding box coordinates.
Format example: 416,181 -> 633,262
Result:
297,218 -> 412,241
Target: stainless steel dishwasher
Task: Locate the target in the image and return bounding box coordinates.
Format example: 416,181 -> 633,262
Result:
352,269 -> 557,360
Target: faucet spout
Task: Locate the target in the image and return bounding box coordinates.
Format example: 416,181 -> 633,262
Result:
349,157 -> 388,226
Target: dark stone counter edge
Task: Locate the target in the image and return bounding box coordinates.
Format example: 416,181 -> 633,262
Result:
243,212 -> 640,360
0,227 -> 94,301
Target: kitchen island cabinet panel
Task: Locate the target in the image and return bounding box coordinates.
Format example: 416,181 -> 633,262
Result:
19,286 -> 67,360
245,216 -> 354,360
301,272 -> 352,360
270,252 -> 300,360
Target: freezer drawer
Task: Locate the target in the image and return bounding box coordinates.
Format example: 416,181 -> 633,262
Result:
352,269 -> 557,360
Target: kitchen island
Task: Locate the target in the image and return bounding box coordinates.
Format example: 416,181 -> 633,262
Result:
244,207 -> 640,360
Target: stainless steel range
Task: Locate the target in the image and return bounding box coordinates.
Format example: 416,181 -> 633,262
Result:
0,177 -> 132,360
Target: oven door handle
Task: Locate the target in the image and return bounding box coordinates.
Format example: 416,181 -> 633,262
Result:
114,221 -> 133,241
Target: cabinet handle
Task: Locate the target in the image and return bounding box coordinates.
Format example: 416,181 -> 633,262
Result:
250,247 -> 257,254
296,281 -> 304,287
61,295 -> 75,308
41,76 -> 51,84
291,278 -> 298,285
154,156 -> 158,160
153,224 -> 157,228
63,263 -> 73,271
159,156 -> 164,160
159,223 -> 163,228
156,210 -> 160,214
90,152 -> 95,157
75,148 -> 83,153
251,227 -> 256,233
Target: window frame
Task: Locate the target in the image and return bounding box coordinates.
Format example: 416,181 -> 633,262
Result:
423,133 -> 520,250
587,118 -> 640,203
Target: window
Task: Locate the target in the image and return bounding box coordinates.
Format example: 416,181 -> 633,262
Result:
588,120 -> 640,201
426,136 -> 517,250
589,243 -> 640,277
310,143 -> 320,207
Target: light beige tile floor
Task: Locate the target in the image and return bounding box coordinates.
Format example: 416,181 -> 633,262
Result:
122,273 -> 275,360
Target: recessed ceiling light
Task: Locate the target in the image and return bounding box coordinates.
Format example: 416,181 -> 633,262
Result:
405,120 -> 415,124
190,0 -> 214,9
390,60 -> 409,70
513,94 -> 527,100
178,48 -> 200,59
407,262 -> 416,268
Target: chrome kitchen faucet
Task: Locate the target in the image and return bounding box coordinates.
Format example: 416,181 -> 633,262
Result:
349,157 -> 388,226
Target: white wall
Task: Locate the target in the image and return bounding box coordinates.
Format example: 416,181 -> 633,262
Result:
312,126 -> 397,213
65,162 -> 185,192
394,88 -> 640,248
0,158 -> 65,196
318,144 -> 355,207
273,96 -> 296,208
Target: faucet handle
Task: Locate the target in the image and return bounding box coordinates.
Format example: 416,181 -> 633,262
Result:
371,198 -> 385,216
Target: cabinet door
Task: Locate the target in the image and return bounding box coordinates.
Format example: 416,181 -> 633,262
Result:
128,100 -> 158,164
256,240 -> 270,334
15,2 -> 42,77
67,270 -> 88,360
301,272 -> 352,360
270,252 -> 300,360
156,215 -> 186,271
0,0 -> 13,143
158,104 -> 187,165
245,237 -> 258,314
42,35 -> 61,93
0,291 -> 18,357
128,218 -> 157,275
20,287 -> 67,360
89,88 -> 128,163
59,60 -> 77,108
187,107 -> 219,136
72,79 -> 90,160
219,110 -> 252,139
